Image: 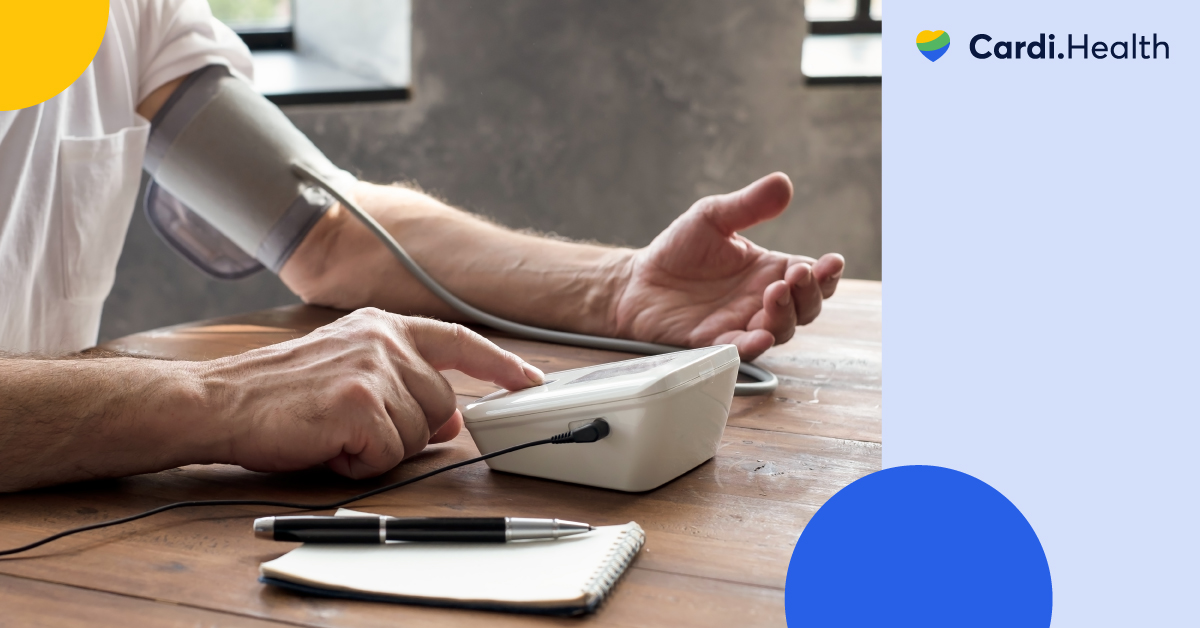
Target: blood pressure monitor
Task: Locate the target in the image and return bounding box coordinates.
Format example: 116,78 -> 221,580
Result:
463,345 -> 740,492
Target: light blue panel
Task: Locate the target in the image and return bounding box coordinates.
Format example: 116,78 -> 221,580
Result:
885,1 -> 1199,626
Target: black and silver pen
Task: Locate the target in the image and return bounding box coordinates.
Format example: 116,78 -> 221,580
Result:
253,516 -> 594,543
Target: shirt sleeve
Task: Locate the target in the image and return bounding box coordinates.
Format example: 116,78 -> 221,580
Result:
134,0 -> 254,104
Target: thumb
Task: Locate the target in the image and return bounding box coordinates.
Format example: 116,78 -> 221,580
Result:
700,172 -> 793,235
404,318 -> 544,391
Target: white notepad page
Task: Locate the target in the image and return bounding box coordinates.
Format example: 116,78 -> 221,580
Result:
260,509 -> 644,609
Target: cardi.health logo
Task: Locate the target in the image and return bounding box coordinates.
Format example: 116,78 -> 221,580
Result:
916,30 -> 951,61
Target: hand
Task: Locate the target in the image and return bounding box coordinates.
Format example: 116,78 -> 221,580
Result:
199,308 -> 544,479
613,173 -> 844,360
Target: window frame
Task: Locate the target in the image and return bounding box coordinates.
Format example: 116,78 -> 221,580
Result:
236,27 -> 294,51
808,0 -> 881,35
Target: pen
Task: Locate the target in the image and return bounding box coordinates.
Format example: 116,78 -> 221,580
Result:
253,516 -> 594,543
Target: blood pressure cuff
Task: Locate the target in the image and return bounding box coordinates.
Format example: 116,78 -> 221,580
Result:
142,65 -> 357,279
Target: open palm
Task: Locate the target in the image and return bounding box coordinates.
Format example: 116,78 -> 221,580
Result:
613,173 -> 844,360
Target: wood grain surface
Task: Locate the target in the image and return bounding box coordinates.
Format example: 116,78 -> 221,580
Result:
0,279 -> 881,627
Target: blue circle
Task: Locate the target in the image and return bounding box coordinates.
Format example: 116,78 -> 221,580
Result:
785,466 -> 1052,627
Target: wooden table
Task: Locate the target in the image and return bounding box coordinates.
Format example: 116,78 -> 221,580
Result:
0,280 -> 881,627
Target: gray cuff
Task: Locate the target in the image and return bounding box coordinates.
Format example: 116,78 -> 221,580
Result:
255,185 -> 336,273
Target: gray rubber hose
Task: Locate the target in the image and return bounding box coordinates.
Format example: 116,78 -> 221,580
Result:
292,164 -> 778,396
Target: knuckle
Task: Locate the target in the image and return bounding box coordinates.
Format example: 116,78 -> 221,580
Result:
343,307 -> 380,328
409,371 -> 456,420
352,351 -> 383,375
379,334 -> 406,357
356,308 -> 397,333
430,388 -> 458,422
396,405 -> 433,454
695,195 -> 720,213
455,324 -> 489,348
392,315 -> 421,339
360,323 -> 398,348
334,379 -> 377,409
444,322 -> 481,348
414,420 -> 433,448
377,436 -> 404,466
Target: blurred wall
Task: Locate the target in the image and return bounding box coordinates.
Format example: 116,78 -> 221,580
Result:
100,0 -> 880,342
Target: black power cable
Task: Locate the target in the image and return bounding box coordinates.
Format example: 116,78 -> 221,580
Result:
0,419 -> 611,557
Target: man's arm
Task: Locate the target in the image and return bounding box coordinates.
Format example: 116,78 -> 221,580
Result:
0,356 -> 215,491
280,175 -> 844,360
137,75 -> 186,120
280,183 -> 634,338
0,311 -> 543,492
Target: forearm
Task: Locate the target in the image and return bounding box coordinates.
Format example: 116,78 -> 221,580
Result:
0,357 -> 220,491
281,182 -> 634,336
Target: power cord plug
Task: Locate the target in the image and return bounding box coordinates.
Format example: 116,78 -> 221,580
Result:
550,419 -> 610,444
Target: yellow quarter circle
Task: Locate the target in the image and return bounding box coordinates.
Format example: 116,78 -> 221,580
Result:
0,1 -> 111,111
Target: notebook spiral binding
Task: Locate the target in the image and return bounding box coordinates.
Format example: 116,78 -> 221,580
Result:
582,522 -> 646,604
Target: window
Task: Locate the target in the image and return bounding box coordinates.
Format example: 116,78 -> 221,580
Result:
209,0 -> 292,31
804,0 -> 881,35
801,0 -> 883,82
205,0 -> 409,105
210,0 -> 294,51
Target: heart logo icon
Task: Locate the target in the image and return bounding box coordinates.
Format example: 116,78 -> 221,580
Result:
916,30 -> 950,61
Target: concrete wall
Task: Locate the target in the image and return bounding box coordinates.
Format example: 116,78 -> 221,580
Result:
100,0 -> 880,342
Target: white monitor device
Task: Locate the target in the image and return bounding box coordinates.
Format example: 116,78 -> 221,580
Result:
463,345 -> 740,492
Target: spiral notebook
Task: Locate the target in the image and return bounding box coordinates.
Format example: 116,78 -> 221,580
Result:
259,509 -> 645,616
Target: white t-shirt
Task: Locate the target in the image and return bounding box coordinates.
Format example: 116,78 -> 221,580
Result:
0,0 -> 252,354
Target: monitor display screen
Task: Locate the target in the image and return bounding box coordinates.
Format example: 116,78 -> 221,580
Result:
564,354 -> 677,386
